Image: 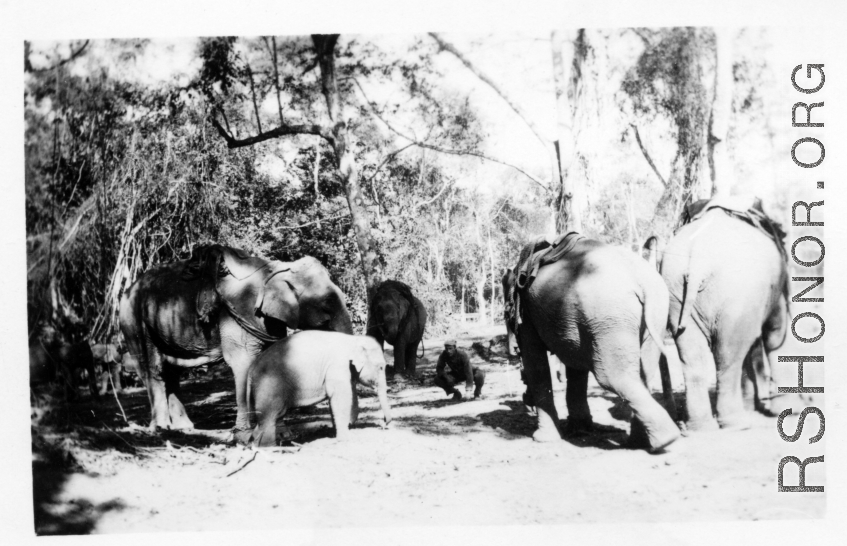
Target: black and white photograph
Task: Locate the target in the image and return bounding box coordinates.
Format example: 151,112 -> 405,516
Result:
1,0 -> 844,543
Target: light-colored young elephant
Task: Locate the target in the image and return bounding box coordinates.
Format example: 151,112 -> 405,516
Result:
248,331 -> 393,447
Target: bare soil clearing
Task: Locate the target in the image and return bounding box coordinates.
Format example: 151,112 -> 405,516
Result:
30,325 -> 824,535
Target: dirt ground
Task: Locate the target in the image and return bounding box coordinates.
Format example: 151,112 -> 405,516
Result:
29,324 -> 825,535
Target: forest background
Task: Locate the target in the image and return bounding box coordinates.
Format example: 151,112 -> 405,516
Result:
23,28 -> 812,343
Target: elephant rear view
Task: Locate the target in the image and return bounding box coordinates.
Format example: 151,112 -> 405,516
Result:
659,197 -> 789,431
248,331 -> 392,447
503,233 -> 679,452
366,280 -> 427,379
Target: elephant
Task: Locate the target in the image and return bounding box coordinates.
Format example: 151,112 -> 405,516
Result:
91,343 -> 124,396
657,198 -> 788,431
502,233 -> 680,452
29,339 -> 100,400
248,331 -> 392,446
119,244 -> 353,442
366,280 -> 427,379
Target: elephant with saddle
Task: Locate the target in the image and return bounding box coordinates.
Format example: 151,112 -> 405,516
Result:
503,233 -> 680,452
655,196 -> 788,432
366,280 -> 427,379
119,244 -> 353,442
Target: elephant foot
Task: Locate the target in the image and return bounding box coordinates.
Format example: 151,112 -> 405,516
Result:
685,416 -> 720,433
562,417 -> 593,438
231,427 -> 255,446
626,419 -> 680,453
755,400 -> 777,417
718,413 -> 752,431
532,426 -> 562,443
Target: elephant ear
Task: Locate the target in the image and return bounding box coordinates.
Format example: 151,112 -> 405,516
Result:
254,269 -> 300,328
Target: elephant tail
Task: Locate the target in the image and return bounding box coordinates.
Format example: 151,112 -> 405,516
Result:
639,274 -> 680,423
640,287 -> 671,361
677,266 -> 705,332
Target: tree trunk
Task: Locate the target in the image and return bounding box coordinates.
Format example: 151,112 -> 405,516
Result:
475,267 -> 487,326
488,225 -> 496,324
709,28 -> 734,196
651,28 -> 713,234
313,35 -> 383,299
552,29 -> 583,234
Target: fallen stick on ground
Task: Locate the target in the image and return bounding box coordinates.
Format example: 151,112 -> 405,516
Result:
225,450 -> 258,478
108,372 -> 129,425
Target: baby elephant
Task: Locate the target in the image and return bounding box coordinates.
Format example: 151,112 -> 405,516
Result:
249,331 -> 393,447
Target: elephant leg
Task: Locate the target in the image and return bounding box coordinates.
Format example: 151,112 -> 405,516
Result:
393,340 -> 408,377
405,342 -> 419,378
594,342 -> 680,452
350,382 -> 360,425
85,361 -> 101,400
714,336 -> 756,430
562,365 -> 592,435
675,326 -> 719,431
145,349 -> 173,432
253,407 -> 283,448
220,316 -> 262,444
519,325 -> 561,442
98,367 -> 110,396
111,361 -> 124,394
328,384 -> 354,441
162,365 -> 194,430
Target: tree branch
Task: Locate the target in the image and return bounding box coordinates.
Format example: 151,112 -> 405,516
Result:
350,78 -> 550,192
210,116 -> 330,148
428,33 -> 551,152
26,40 -> 90,73
281,212 -> 349,230
412,178 -> 453,211
630,124 -> 667,187
362,142 -> 417,187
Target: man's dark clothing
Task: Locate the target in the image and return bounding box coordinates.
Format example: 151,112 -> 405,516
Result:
435,348 -> 484,397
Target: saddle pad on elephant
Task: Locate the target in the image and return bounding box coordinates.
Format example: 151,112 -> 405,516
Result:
679,194 -> 788,259
507,232 -> 586,337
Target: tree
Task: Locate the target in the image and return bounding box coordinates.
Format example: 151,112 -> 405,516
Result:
621,28 -> 717,233
208,35 -> 382,298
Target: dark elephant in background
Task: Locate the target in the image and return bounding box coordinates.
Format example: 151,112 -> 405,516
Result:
29,339 -> 99,400
503,235 -> 679,452
658,203 -> 788,431
119,244 -> 353,442
367,280 -> 427,379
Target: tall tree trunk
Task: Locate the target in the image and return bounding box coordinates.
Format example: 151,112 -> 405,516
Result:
552,29 -> 583,233
651,28 -> 713,233
487,225 -> 496,324
475,265 -> 487,326
461,277 -> 466,325
709,28 -> 734,196
313,35 -> 383,300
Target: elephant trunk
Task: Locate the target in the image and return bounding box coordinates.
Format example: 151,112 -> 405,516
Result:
376,370 -> 392,426
330,310 -> 354,335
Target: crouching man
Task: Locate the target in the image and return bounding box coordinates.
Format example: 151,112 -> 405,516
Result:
434,340 -> 484,401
